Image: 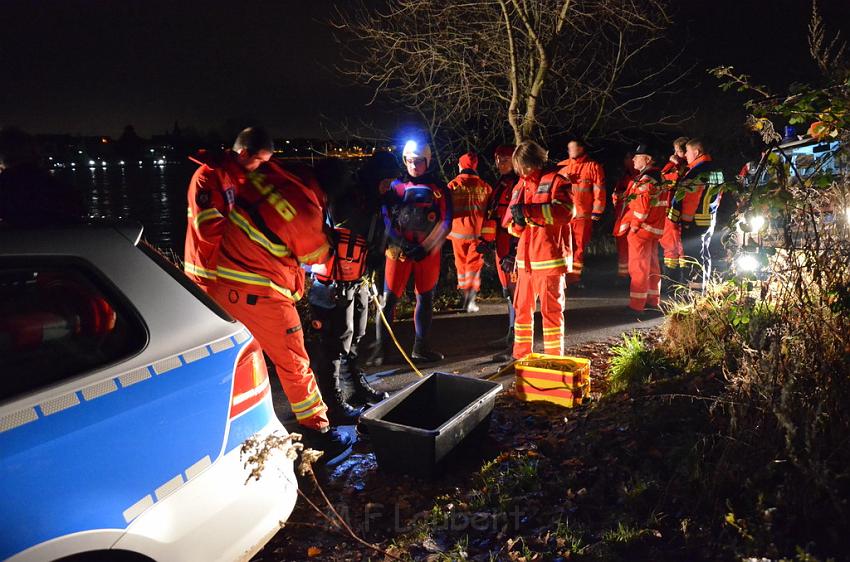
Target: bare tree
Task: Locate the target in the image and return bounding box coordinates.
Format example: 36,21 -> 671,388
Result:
331,0 -> 683,171
808,0 -> 847,78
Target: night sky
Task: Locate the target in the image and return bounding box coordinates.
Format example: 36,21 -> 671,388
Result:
2,0 -> 849,139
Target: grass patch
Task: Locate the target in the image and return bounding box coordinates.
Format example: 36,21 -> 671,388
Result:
607,331 -> 674,393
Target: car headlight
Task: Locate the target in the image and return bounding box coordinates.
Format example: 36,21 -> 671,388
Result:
736,253 -> 760,273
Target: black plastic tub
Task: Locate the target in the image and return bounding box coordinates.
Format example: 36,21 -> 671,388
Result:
360,372 -> 502,477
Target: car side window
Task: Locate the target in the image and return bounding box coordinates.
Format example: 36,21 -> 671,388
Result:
0,261 -> 147,402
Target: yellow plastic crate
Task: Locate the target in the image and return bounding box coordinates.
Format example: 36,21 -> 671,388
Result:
514,353 -> 590,408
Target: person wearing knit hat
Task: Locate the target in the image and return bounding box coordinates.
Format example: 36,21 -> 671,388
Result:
446,151 -> 493,312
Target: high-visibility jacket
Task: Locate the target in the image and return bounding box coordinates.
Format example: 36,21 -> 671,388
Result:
611,168 -> 637,234
661,155 -> 686,183
615,166 -> 666,240
503,169 -> 573,274
668,154 -> 724,228
215,161 -> 331,302
383,171 -> 452,256
183,150 -> 245,285
447,171 -> 492,242
487,172 -> 518,258
557,155 -> 606,218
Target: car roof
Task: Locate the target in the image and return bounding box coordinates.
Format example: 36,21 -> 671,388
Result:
0,223 -> 245,412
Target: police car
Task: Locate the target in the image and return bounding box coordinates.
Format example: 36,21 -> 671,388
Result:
0,224 -> 297,561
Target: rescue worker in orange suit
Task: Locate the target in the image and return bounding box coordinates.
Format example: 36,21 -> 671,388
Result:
184,127 -> 272,291
447,152 -> 493,313
504,140 -> 573,359
307,155 -> 396,424
485,145 -> 519,361
611,152 -> 636,281
614,145 -> 666,312
367,140 -> 452,366
206,136 -> 353,458
557,139 -> 605,286
667,138 -> 724,292
659,136 -> 689,287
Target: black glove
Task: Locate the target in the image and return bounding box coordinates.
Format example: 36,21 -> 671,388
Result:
500,254 -> 516,274
401,240 -> 426,261
591,212 -> 603,222
475,239 -> 492,255
682,221 -> 694,231
510,204 -> 526,226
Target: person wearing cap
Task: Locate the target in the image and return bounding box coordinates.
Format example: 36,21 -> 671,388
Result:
611,151 -> 637,281
659,137 -> 689,286
486,145 -> 519,359
557,138 -> 606,286
447,152 -> 493,313
614,144 -> 666,312
367,140 -> 452,366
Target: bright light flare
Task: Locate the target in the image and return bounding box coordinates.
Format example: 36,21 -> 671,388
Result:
736,254 -> 759,273
749,215 -> 766,232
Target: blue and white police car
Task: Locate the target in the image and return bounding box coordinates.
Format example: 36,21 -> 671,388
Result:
0,224 -> 297,561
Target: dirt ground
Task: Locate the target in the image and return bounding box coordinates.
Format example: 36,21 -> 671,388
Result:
249,337 -> 726,561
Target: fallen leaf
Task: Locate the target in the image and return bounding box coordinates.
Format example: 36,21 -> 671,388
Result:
307,546 -> 322,557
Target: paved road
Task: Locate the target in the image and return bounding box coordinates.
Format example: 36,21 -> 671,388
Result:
270,280 -> 664,424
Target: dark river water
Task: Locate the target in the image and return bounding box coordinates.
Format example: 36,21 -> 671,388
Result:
55,162 -> 197,254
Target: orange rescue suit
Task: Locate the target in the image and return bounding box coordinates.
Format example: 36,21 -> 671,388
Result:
659,155 -> 687,270
447,172 -> 492,291
183,150 -> 245,289
558,155 -> 605,276
503,169 -> 573,358
615,166 -> 666,311
611,168 -> 637,278
209,161 -> 332,430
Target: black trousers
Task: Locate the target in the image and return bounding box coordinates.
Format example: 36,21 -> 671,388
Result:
308,281 -> 370,391
681,222 -> 715,290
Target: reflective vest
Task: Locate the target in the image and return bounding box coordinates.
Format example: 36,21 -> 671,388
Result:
447,172 -> 493,241
503,169 -> 573,274
215,161 -> 331,301
557,155 -> 606,218
615,167 -> 667,240
668,154 -> 724,228
183,150 -> 244,285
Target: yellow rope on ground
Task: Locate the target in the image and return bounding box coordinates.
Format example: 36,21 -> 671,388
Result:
366,276 -> 424,378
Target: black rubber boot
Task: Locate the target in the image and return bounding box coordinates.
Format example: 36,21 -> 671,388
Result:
465,290 -> 479,313
345,354 -> 389,404
460,289 -> 469,312
299,426 -> 356,465
411,338 -> 444,363
320,359 -> 364,425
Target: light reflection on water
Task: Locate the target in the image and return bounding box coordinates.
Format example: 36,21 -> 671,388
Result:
54,163 -> 194,252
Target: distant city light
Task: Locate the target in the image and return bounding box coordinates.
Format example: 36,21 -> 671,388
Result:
88,160 -> 96,166
157,159 -> 165,165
